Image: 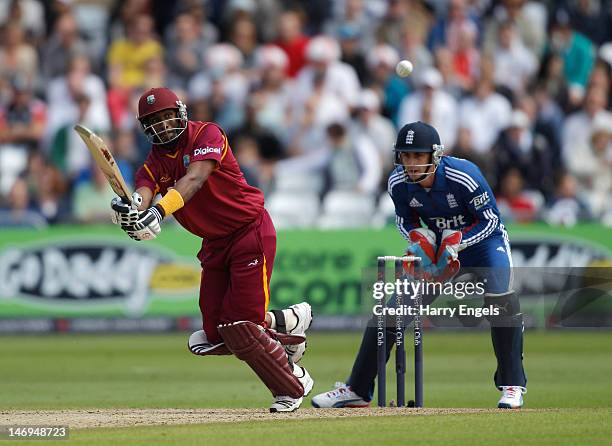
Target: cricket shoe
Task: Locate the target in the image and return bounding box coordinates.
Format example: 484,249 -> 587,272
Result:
497,386 -> 526,409
311,382 -> 370,408
270,365 -> 314,413
269,302 -> 313,363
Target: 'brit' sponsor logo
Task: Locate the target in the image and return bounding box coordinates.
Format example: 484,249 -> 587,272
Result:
193,146 -> 222,157
430,215 -> 466,230
470,191 -> 490,210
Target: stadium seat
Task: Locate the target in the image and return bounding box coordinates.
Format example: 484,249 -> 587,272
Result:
266,191 -> 320,229
317,190 -> 375,228
272,171 -> 324,194
371,193 -> 396,228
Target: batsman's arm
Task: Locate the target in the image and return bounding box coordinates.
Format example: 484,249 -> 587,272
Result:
173,159 -> 216,203
150,159 -> 216,219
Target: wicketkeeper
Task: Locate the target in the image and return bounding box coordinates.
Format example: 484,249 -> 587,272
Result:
110,87 -> 314,412
312,121 -> 527,409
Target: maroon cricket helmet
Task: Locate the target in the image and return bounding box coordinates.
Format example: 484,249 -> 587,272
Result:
136,87 -> 188,145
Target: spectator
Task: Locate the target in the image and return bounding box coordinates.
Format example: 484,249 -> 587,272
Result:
458,73 -> 512,154
165,12 -> 216,91
450,20 -> 480,93
350,89 -> 396,176
428,0 -> 480,52
398,25 -> 433,82
189,43 -> 248,131
229,15 -> 259,69
286,69 -> 350,161
337,25 -> 369,86
325,121 -> 381,195
46,54 -> 110,143
483,0 -> 547,58
545,171 -> 592,227
493,110 -> 554,196
275,9 -> 310,78
433,46 -> 464,98
567,111 -> 612,217
567,0 -> 612,46
251,45 -> 293,143
366,44 -> 411,124
0,78 -> 45,196
41,12 -> 88,81
48,93 -> 96,184
325,0 -> 377,51
293,35 -> 361,115
72,165 -> 118,223
0,22 -> 39,87
107,13 -> 163,90
548,8 -> 596,106
450,127 -> 493,182
492,20 -> 538,96
562,85 -> 609,168
0,77 -> 45,151
538,52 -> 571,113
0,0 -> 46,40
232,134 -> 263,190
398,67 -> 458,147
496,167 -> 538,223
0,177 -> 46,228
230,96 -> 285,163
376,0 -> 409,49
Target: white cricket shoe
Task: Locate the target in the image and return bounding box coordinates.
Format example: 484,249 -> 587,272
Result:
497,386 -> 525,409
282,302 -> 313,363
311,382 -> 370,408
269,365 -> 314,413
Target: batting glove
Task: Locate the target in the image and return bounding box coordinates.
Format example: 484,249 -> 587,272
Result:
126,205 -> 164,241
111,192 -> 143,226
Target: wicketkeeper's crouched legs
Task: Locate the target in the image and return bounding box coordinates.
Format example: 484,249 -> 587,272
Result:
346,292 -> 436,401
346,323 -> 395,401
485,293 -> 527,389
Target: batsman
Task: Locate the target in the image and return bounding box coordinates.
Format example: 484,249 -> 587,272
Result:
110,87 -> 313,412
312,121 -> 527,409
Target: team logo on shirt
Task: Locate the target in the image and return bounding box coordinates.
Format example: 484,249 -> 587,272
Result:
446,193 -> 458,208
183,155 -> 190,168
406,130 -> 415,145
470,191 -> 490,210
409,197 -> 423,207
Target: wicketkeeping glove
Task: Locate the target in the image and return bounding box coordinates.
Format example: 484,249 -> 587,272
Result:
403,228 -> 438,280
111,192 -> 143,226
433,229 -> 462,282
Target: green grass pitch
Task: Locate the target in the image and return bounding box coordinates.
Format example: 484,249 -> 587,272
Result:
1,331 -> 611,445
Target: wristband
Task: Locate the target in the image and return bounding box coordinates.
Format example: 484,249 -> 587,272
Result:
157,188 -> 185,216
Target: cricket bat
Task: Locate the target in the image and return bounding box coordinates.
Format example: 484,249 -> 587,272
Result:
74,124 -> 132,204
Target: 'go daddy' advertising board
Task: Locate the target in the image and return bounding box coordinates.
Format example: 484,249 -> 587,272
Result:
0,224 -> 610,318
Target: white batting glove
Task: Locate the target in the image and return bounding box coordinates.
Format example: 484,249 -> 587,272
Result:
126,205 -> 163,241
110,192 -> 143,226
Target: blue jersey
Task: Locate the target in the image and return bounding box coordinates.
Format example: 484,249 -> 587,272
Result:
388,156 -> 504,249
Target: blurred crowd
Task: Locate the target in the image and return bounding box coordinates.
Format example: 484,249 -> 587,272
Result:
0,0 -> 610,229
